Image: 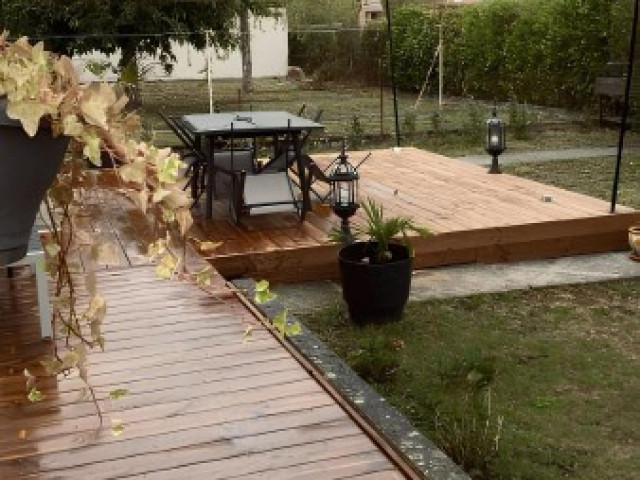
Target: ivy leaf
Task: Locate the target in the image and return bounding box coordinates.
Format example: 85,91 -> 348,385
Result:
152,188 -> 171,204
118,162 -> 147,184
135,189 -> 149,214
199,241 -> 223,253
285,320 -> 302,337
45,242 -> 61,258
85,271 -> 97,297
108,388 -> 129,400
6,99 -> 53,137
61,350 -> 80,370
272,309 -> 288,337
157,153 -> 184,184
195,266 -> 213,286
242,324 -> 254,344
156,253 -> 178,279
40,357 -> 63,376
62,114 -> 83,137
254,280 -> 276,304
175,208 -> 193,237
255,290 -> 276,304
255,279 -> 269,293
110,419 -> 124,437
91,240 -> 120,266
80,83 -> 113,129
27,388 -> 45,403
81,132 -> 102,166
271,309 -> 301,338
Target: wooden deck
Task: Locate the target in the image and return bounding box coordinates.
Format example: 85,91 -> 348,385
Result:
191,147 -> 640,283
2,145 -> 631,478
0,264 -> 415,479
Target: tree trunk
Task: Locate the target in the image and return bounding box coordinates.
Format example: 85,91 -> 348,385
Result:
118,48 -> 142,110
240,8 -> 253,94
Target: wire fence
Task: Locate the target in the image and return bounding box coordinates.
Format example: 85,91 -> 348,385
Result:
3,26 -> 634,153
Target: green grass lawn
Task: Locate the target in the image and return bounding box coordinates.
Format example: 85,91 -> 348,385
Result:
503,155 -> 640,210
138,78 -> 623,156
299,281 -> 640,480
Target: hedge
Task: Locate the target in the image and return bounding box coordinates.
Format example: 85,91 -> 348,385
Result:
289,0 -> 634,108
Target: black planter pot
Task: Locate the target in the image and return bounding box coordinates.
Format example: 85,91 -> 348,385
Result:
0,99 -> 69,266
338,241 -> 412,324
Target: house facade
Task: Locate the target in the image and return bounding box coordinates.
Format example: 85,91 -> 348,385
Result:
74,9 -> 288,82
358,0 -> 384,27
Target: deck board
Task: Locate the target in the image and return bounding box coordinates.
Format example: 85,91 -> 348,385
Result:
184,147 -> 640,282
0,264 -> 414,479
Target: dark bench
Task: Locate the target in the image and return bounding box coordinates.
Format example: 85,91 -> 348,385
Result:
594,62 -> 627,126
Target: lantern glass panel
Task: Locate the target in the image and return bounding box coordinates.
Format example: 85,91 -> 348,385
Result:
486,119 -> 505,154
329,160 -> 359,209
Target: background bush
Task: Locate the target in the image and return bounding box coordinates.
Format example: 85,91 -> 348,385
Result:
289,0 -> 634,109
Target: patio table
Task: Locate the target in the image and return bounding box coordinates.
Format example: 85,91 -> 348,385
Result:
177,111 -> 324,219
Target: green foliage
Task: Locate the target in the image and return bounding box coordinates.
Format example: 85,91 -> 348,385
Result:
0,0 -> 273,72
350,336 -> 401,384
272,308 -> 302,338
403,109 -> 417,138
454,0 -> 620,107
507,101 -> 531,140
286,0 -> 356,28
254,279 -> 277,304
290,27 -> 382,84
27,387 -> 45,403
348,115 -> 364,149
253,280 -> 301,338
426,345 -> 511,477
110,418 -> 124,437
462,103 -> 485,144
290,0 -> 630,108
430,111 -> 442,132
108,388 -> 129,400
432,388 -> 503,480
391,6 -> 440,91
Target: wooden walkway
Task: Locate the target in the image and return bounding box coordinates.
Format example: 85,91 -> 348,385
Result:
0,268 -> 415,479
190,147 -> 640,283
0,183 -> 420,479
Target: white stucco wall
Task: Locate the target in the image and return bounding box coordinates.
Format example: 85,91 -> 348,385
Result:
73,10 -> 288,82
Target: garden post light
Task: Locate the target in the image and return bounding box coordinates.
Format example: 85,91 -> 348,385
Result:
329,142 -> 359,243
486,108 -> 506,174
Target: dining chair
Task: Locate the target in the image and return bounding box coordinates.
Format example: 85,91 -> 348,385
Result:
258,109 -> 324,173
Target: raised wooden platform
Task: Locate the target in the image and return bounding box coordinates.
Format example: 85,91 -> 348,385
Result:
0,265 -> 415,479
190,147 -> 640,283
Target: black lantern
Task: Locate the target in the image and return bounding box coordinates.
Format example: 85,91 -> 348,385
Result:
485,108 -> 506,174
328,143 -> 359,242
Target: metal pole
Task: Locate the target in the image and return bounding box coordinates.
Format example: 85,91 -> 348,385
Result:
384,0 -> 401,148
205,30 -> 214,114
379,58 -> 385,136
611,0 -> 639,213
439,22 -> 443,109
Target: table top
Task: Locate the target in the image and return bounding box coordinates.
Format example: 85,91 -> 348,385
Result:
179,111 -> 324,137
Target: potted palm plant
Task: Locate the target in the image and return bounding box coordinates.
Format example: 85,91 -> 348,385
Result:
1,32 -> 193,408
338,198 -> 431,324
